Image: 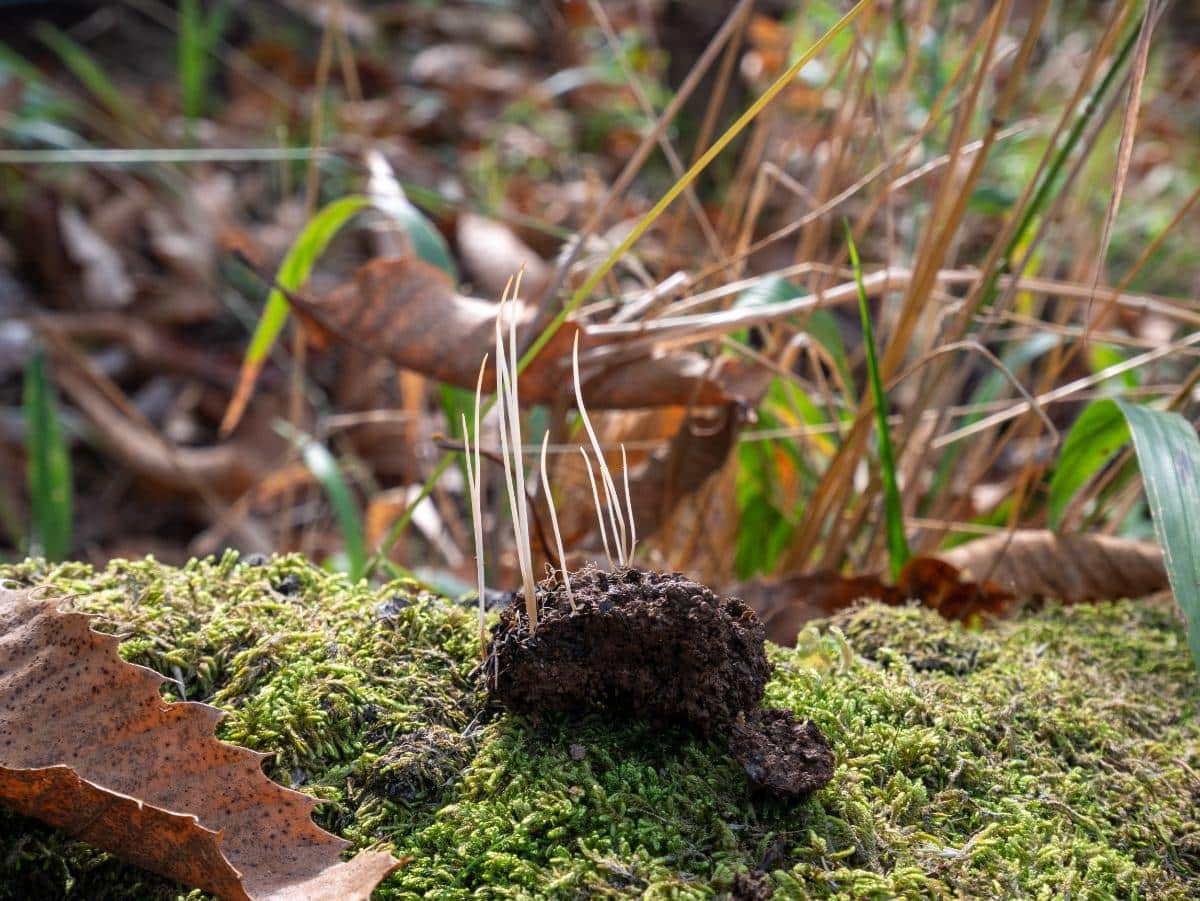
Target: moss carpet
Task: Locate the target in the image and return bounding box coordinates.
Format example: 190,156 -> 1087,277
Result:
2,554 -> 1198,899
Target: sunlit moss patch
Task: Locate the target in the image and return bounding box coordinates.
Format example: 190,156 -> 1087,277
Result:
1,555 -> 1198,899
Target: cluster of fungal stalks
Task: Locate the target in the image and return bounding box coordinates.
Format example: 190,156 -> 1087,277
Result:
462,275 -> 636,638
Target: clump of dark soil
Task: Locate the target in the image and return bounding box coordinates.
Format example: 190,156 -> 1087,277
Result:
486,566 -> 833,799
731,870 -> 775,900
728,708 -> 835,798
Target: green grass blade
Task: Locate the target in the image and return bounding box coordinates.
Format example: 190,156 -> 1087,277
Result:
846,222 -> 909,580
0,41 -> 49,86
979,20 -> 1140,311
23,349 -> 73,561
1047,399 -> 1130,530
179,0 -> 229,127
251,195 -> 372,364
36,24 -> 131,123
1113,399 -> 1200,670
222,194 -> 371,434
284,425 -> 366,581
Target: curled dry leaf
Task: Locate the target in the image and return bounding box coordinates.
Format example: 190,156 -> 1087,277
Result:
936,529 -> 1168,603
283,255 -> 740,409
745,530 -> 1170,646
58,205 -> 135,310
742,558 -> 1013,647
631,402 -> 746,545
456,212 -> 552,300
0,587 -> 401,900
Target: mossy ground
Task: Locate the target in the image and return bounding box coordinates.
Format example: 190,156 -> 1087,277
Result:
2,554 -> 1198,899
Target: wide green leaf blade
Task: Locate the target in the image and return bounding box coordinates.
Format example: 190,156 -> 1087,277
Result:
23,349 -> 73,561
366,153 -> 457,278
221,195 -> 371,435
1047,399 -> 1130,530
248,195 -> 372,366
1115,399 -> 1200,669
285,426 -> 367,582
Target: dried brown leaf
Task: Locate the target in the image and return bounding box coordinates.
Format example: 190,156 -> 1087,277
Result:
456,212 -> 551,300
632,402 -> 746,542
936,530 -> 1167,603
0,587 -> 401,900
283,255 -> 740,409
58,205 -> 135,310
740,557 -> 1013,646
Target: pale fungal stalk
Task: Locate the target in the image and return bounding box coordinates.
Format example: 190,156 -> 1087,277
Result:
580,447 -> 615,569
572,332 -> 637,568
621,444 -> 636,562
493,274 -> 539,631
540,433 -> 576,611
462,355 -> 488,660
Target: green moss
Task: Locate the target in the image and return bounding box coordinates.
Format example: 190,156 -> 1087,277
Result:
2,555 -> 1199,899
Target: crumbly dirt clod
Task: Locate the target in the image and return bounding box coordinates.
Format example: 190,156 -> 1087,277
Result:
486,567 -> 772,737
729,708 -> 835,798
731,869 -> 775,900
486,566 -> 834,800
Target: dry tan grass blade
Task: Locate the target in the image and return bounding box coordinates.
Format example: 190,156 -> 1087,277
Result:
0,587 -> 400,900
937,530 -> 1167,603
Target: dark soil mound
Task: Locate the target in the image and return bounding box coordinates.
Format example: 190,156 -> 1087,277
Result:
486,566 -> 833,799
729,708 -> 835,798
486,567 -> 770,735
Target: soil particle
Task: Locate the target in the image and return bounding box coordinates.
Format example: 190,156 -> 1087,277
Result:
730,870 -> 775,900
728,708 -> 835,798
487,567 -> 770,736
487,567 -> 834,799
271,573 -> 303,596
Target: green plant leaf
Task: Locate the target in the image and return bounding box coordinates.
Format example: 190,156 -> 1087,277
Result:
846,223 -> 909,579
379,195 -> 456,279
222,195 -> 371,435
36,24 -> 130,123
729,277 -> 852,405
251,195 -> 372,366
179,0 -> 230,126
1114,399 -> 1200,669
284,426 -> 366,582
23,349 -> 73,561
1047,399 -> 1130,530
735,440 -> 795,580
366,155 -> 457,279
806,307 -> 855,406
1049,397 -> 1200,667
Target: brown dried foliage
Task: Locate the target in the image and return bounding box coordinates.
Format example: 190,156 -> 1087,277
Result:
283,255 -> 742,409
0,587 -> 400,900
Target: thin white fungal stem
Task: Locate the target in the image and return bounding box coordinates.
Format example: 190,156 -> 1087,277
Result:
572,332 -> 629,566
620,444 -> 636,563
541,432 -> 576,611
493,280 -> 538,631
504,271 -> 537,624
462,414 -> 483,659
506,271 -> 531,577
580,447 -> 616,569
464,354 -> 488,660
